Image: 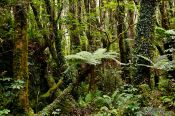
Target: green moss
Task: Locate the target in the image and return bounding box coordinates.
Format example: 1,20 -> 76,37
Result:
133,0 -> 158,85
41,79 -> 63,98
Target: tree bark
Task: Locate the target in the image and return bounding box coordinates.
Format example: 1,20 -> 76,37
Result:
117,0 -> 131,82
134,0 -> 157,85
13,0 -> 33,115
159,1 -> 170,30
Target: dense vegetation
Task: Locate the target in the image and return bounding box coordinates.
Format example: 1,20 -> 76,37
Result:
0,0 -> 175,115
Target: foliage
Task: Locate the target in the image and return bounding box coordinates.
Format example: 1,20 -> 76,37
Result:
11,80 -> 24,89
155,27 -> 175,42
66,48 -> 119,65
78,90 -> 102,108
136,107 -> 174,116
158,78 -> 175,110
0,109 -> 10,116
1,0 -> 175,115
136,55 -> 175,71
92,84 -> 142,115
0,76 -> 24,112
68,84 -> 144,115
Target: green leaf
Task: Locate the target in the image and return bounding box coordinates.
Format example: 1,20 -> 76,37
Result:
165,30 -> 175,36
103,95 -> 112,106
94,97 -> 106,107
155,26 -> 166,36
66,48 -> 119,65
0,109 -> 10,116
153,55 -> 175,71
78,97 -> 87,107
85,92 -> 93,103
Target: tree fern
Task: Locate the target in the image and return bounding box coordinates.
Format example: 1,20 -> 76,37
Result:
153,55 -> 174,71
136,55 -> 175,71
65,48 -> 119,65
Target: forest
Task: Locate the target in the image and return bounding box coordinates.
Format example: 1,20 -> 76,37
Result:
0,0 -> 175,115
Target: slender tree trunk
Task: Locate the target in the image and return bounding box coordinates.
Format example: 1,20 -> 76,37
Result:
134,0 -> 157,85
13,0 -> 33,115
117,0 -> 131,82
159,1 -> 170,29
44,0 -> 65,73
128,0 -> 135,39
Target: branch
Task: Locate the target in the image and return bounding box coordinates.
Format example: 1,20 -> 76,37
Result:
109,23 -> 137,44
56,1 -> 64,23
82,18 -> 137,49
35,82 -> 75,116
35,65 -> 93,115
40,78 -> 63,98
30,2 -> 42,29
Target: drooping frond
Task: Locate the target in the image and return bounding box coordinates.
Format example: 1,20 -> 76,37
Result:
65,48 -> 119,65
154,55 -> 175,71
135,55 -> 175,71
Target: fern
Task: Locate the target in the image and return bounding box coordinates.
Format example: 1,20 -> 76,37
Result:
165,30 -> 175,36
155,27 -> 175,38
153,55 -> 175,71
136,55 -> 175,71
65,48 -> 119,65
155,26 -> 166,38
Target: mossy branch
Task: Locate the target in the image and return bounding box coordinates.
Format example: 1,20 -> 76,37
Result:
35,64 -> 94,115
35,82 -> 75,116
40,78 -> 63,98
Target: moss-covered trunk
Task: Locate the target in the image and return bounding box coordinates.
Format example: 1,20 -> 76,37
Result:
159,1 -> 170,30
13,0 -> 33,115
117,1 -> 131,82
134,0 -> 157,85
44,0 -> 65,75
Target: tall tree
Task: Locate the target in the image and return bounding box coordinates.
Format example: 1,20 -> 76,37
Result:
134,0 -> 157,85
116,0 -> 132,82
13,0 -> 33,114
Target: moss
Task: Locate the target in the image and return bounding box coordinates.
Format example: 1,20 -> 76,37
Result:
134,0 -> 158,85
13,1 -> 31,114
41,79 -> 63,98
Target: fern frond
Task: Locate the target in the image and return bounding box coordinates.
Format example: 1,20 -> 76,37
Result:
153,55 -> 175,71
137,55 -> 154,65
165,30 -> 175,36
65,48 -> 119,65
135,55 -> 175,71
93,48 -> 107,55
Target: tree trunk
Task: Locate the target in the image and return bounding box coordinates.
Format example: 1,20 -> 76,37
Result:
117,0 -> 131,82
127,0 -> 136,39
159,1 -> 170,30
44,0 -> 65,74
134,0 -> 157,85
13,0 -> 33,115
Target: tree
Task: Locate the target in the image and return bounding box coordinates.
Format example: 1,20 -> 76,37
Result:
133,0 -> 157,85
13,0 -> 33,115
116,0 -> 131,82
